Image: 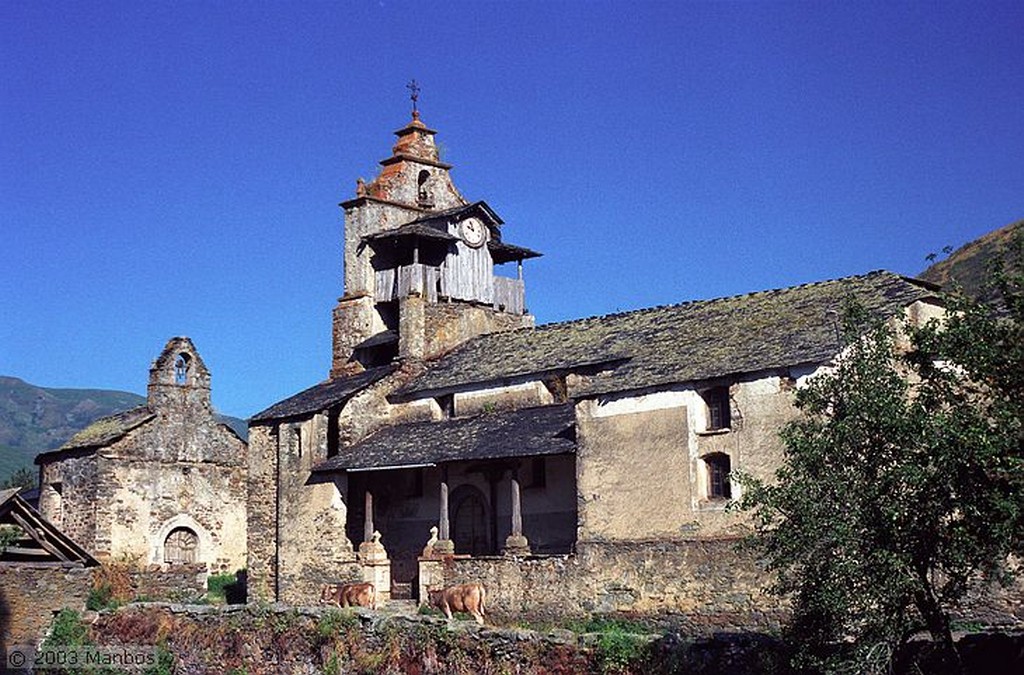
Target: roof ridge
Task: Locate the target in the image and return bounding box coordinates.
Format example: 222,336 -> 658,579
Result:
417,270 -> 900,359
528,270 -> 897,332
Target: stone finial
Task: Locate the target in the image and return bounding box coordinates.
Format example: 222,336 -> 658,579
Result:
356,177 -> 366,197
421,526 -> 439,558
359,531 -> 388,563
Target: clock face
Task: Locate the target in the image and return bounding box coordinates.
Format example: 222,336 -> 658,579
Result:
459,217 -> 486,248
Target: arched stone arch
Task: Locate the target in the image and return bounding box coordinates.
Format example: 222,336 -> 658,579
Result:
174,353 -> 192,385
154,514 -> 211,567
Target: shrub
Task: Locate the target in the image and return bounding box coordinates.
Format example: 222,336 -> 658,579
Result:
206,572 -> 238,604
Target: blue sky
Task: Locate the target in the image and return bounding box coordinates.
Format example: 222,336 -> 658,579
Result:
2,1 -> 1022,418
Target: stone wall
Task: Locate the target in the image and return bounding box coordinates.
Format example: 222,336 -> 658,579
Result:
127,564 -> 207,603
95,454 -> 247,572
0,563 -> 92,647
274,415 -> 361,605
245,425 -> 278,602
577,405 -> 691,541
38,453 -> 98,552
423,301 -> 532,360
575,372 -> 802,541
440,539 -> 786,632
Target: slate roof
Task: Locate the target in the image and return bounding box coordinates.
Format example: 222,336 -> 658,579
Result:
489,240 -> 543,263
52,406 -> 156,453
362,222 -> 457,243
397,271 -> 941,399
250,365 -> 396,423
314,403 -> 576,472
353,330 -> 399,350
408,201 -> 504,228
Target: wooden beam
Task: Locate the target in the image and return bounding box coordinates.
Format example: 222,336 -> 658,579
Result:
9,510 -> 68,560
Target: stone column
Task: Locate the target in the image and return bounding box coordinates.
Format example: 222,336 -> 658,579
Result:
435,466 -> 454,555
417,525 -> 443,605
504,466 -> 531,556
363,490 -> 374,544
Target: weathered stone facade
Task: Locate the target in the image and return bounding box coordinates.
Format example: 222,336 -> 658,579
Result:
36,338 -> 247,574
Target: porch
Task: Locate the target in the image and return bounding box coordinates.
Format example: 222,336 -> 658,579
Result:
314,404 -> 577,601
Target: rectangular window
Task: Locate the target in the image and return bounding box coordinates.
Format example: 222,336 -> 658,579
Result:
703,386 -> 731,431
704,453 -> 732,500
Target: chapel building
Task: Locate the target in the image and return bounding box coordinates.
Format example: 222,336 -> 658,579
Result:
35,337 -> 247,574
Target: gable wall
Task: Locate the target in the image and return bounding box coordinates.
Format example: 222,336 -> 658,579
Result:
41,419 -> 247,571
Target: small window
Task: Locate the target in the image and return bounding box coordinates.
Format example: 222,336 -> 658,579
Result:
49,482 -> 64,525
702,386 -> 731,431
164,527 -> 199,564
436,394 -> 455,418
174,354 -> 190,385
704,453 -> 732,500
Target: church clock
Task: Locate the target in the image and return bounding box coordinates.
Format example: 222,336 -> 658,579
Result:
459,217 -> 486,248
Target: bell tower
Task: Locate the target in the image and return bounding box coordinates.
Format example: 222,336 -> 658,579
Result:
330,92 -> 540,377
147,336 -> 212,416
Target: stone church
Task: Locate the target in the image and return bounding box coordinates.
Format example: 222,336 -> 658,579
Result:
35,337 -> 247,574
246,109 -> 946,625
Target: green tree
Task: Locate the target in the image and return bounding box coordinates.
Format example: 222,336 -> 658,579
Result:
737,228 -> 1024,673
0,465 -> 37,490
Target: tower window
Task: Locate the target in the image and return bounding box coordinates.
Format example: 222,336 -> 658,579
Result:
417,170 -> 433,207
174,354 -> 191,385
703,453 -> 732,500
702,386 -> 731,431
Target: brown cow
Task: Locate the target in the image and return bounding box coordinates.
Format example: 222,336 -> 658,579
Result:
427,582 -> 486,625
320,582 -> 377,609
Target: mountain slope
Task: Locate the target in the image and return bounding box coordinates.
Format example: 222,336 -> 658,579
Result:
0,376 -> 247,479
919,220 -> 1022,304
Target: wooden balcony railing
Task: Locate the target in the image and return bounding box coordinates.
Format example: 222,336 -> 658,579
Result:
375,265 -> 524,315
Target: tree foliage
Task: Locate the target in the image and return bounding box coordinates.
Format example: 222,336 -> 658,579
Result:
737,227 -> 1024,673
0,465 -> 38,490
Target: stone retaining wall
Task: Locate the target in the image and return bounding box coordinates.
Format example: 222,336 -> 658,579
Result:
127,564 -> 207,603
0,563 -> 92,647
438,539 -> 787,632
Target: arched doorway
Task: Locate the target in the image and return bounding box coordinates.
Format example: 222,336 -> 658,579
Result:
450,485 -> 491,556
163,527 -> 199,564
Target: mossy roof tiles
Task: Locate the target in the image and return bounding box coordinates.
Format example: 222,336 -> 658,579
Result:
314,403 -> 575,472
250,365 -> 396,423
58,406 -> 156,451
399,271 -> 940,398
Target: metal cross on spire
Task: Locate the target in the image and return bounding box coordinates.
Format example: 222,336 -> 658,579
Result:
406,79 -> 420,114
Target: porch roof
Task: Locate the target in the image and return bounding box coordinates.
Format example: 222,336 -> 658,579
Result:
313,403 -> 576,472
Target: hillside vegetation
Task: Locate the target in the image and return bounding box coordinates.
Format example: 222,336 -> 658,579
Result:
0,376 -> 247,482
